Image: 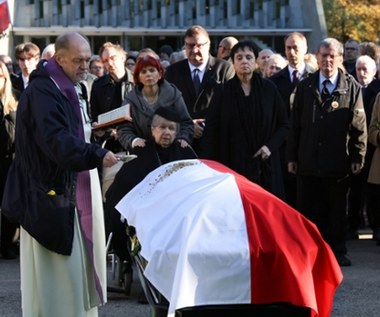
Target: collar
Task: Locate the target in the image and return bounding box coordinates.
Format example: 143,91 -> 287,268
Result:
22,74 -> 29,88
188,60 -> 208,74
319,71 -> 339,88
107,68 -> 131,84
288,64 -> 306,78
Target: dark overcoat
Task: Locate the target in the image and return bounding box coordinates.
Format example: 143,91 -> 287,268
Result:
201,74 -> 288,198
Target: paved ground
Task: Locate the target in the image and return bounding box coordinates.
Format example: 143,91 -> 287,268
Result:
1,237 -> 379,317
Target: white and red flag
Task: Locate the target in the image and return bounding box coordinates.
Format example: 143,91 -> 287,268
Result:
0,0 -> 10,33
116,159 -> 342,317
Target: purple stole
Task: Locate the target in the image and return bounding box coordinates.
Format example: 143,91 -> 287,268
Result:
45,58 -> 104,303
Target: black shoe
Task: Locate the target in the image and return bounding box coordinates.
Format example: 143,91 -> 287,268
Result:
336,254 -> 352,267
373,228 -> 380,241
346,228 -> 359,240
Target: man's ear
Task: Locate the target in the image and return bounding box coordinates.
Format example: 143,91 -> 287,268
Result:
54,53 -> 64,67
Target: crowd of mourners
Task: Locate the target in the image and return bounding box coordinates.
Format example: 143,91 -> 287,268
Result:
1,26 -> 379,274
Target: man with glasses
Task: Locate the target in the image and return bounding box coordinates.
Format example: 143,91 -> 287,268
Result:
12,42 -> 40,96
165,25 -> 235,152
287,38 -> 367,267
343,39 -> 360,79
90,42 -> 134,152
91,42 -> 133,123
217,36 -> 238,61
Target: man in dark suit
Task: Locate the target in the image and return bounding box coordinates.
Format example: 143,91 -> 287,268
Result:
165,25 -> 235,152
270,32 -> 314,116
269,32 -> 315,207
343,39 -> 360,80
11,42 -> 40,97
90,42 -> 134,152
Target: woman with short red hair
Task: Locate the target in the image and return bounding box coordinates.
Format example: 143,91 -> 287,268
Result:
118,55 -> 194,152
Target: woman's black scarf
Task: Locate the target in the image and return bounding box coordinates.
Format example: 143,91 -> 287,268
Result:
229,73 -> 264,156
226,73 -> 271,188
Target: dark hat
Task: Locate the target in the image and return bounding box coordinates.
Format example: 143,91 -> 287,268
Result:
154,106 -> 181,123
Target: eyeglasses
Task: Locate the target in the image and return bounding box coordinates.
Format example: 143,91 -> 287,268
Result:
218,45 -> 230,51
345,47 -> 358,51
126,62 -> 135,66
320,53 -> 340,59
184,41 -> 209,50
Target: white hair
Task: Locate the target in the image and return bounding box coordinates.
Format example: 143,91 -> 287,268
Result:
356,54 -> 377,73
41,43 -> 55,60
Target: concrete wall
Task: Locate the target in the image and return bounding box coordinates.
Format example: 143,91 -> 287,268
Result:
2,0 -> 327,56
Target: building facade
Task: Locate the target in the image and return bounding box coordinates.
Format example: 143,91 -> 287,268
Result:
1,0 -> 327,58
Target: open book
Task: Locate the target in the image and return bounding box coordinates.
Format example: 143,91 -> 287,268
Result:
92,104 -> 132,129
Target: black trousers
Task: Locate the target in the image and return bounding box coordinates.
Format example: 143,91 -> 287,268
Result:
367,183 -> 380,231
347,171 -> 368,230
0,165 -> 19,254
297,175 -> 349,255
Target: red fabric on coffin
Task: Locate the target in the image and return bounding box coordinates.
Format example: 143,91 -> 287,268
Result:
202,159 -> 343,317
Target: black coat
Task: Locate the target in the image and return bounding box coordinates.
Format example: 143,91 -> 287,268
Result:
287,69 -> 367,178
165,55 -> 235,119
2,61 -> 107,254
269,65 -> 314,116
90,69 -> 134,121
105,140 -> 197,260
201,74 -> 288,199
10,74 -> 24,100
90,69 -> 134,152
0,104 -> 16,200
364,79 -> 380,123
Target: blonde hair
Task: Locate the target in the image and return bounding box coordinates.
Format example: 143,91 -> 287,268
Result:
0,61 -> 17,114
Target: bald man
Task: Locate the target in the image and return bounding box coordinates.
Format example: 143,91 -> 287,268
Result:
217,36 -> 239,60
2,32 -> 118,317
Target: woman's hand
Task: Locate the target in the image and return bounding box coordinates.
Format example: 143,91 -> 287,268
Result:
253,145 -> 271,160
288,162 -> 298,174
